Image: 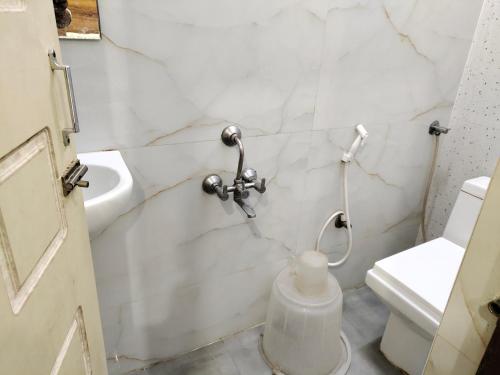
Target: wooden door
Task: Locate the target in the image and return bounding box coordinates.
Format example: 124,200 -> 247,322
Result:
0,0 -> 107,374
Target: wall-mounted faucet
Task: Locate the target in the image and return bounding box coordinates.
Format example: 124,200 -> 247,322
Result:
202,126 -> 266,218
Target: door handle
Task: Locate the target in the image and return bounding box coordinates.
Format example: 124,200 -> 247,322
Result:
48,49 -> 79,146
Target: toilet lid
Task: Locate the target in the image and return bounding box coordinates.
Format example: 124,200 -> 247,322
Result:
370,238 -> 465,323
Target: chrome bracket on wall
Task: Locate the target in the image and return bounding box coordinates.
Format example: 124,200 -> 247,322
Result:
202,126 -> 266,218
428,120 -> 450,136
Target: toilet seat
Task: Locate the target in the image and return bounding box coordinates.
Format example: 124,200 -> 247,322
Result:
366,237 -> 464,336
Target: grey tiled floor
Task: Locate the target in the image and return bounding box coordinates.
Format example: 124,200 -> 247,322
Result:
131,286 -> 401,375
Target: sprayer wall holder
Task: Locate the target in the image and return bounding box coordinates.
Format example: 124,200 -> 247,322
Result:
428,120 -> 450,136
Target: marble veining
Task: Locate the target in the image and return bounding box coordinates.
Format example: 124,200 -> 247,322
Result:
60,0 -> 484,372
63,0 -> 329,151
312,0 -> 480,132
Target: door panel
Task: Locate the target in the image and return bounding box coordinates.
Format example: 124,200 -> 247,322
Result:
0,0 -> 107,374
0,129 -> 66,314
51,307 -> 92,375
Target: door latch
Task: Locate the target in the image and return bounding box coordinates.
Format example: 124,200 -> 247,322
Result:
62,160 -> 89,196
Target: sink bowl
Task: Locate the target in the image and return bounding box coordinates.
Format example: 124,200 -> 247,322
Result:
78,151 -> 133,239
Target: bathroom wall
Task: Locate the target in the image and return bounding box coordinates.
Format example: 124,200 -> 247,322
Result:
60,0 -> 483,372
424,162 -> 500,375
295,0 -> 483,284
426,0 -> 500,239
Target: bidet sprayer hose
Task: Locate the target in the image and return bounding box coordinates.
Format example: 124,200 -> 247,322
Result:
315,162 -> 353,268
421,136 -> 440,242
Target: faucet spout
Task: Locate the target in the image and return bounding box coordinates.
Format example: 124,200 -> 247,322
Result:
234,196 -> 256,218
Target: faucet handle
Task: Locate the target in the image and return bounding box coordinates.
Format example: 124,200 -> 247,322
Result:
242,168 -> 266,193
242,168 -> 257,182
254,178 -> 266,194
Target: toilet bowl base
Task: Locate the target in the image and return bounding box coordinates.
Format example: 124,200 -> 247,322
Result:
381,312 -> 434,375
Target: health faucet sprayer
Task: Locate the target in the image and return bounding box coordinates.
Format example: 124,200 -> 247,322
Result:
341,124 -> 369,163
315,124 -> 368,267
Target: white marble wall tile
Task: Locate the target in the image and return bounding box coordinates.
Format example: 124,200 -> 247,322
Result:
89,132 -> 309,371
58,0 -> 485,372
296,121 -> 434,287
62,0 -> 329,152
313,0 -> 482,131
106,260 -> 287,374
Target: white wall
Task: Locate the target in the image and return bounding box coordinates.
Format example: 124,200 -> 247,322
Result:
60,0 -> 482,372
426,0 -> 500,240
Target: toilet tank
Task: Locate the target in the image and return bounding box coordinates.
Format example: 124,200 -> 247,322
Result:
443,176 -> 490,248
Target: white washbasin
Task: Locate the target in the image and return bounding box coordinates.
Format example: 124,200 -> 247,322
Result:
78,151 -> 133,239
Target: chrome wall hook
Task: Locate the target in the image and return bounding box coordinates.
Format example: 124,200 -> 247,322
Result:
202,126 -> 266,218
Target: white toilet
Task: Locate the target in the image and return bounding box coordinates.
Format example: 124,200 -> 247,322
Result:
366,176 -> 490,375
